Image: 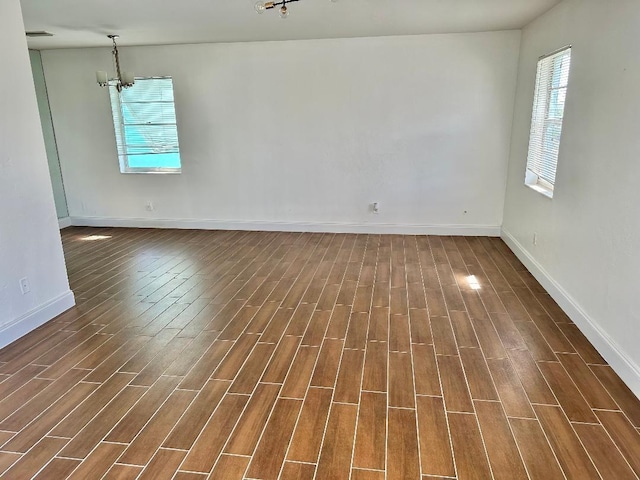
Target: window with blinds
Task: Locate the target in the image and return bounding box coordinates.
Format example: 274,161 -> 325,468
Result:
525,46 -> 572,197
109,77 -> 181,173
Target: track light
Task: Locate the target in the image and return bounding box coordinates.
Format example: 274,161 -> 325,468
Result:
255,0 -> 336,18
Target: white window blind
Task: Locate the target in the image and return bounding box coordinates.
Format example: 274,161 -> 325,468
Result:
109,77 -> 181,173
525,47 -> 572,196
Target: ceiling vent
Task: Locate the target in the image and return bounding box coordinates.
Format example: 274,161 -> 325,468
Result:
26,31 -> 54,37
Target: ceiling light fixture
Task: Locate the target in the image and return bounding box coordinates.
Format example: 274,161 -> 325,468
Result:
255,0 -> 336,18
96,35 -> 134,92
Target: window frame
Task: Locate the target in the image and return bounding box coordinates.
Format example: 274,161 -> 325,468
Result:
109,76 -> 182,175
525,46 -> 572,199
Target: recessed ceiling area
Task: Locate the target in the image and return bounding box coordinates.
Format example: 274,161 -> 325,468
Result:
21,0 -> 561,49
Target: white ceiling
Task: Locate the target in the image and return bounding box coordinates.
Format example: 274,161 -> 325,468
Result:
22,0 -> 561,50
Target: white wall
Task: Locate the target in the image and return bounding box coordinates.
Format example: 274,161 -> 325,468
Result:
0,0 -> 74,346
42,31 -> 521,235
29,50 -> 69,220
503,0 -> 640,394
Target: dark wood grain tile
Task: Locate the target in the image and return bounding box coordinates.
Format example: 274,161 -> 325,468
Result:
408,309 -> 431,345
352,468 -> 385,480
104,464 -> 142,479
515,322 -> 557,361
412,343 -> 441,396
437,355 -> 473,413
246,398 -> 302,479
558,353 -> 617,409
529,314 -> 575,353
211,335 -> 259,381
450,311 -> 479,348
472,318 -> 507,359
285,303 -> 316,336
261,335 -> 301,384
345,312 -> 369,350
509,418 -> 565,480
389,315 -> 411,353
591,365 -> 640,427
0,452 -> 20,476
163,379 -> 229,450
489,312 -> 526,350
0,368 -> 87,432
388,408 -> 420,480
486,358 -> 536,419
595,410 -> 640,475
34,458 -> 80,479
430,317 -> 458,356
425,289 -> 448,317
139,448 -> 186,480
416,396 -> 455,477
178,340 -> 233,390
209,454 -> 249,480
61,385 -> 147,459
3,381 -> 97,453
0,229 -> 632,480
301,310 -> 330,346
448,412 -> 492,479
558,324 -> 606,364
537,361 -> 597,423
229,342 -> 276,394
389,352 -> 415,408
106,376 -> 180,444
311,338 -> 344,387
47,372 -> 134,438
225,383 -> 280,456
474,401 -> 528,480
459,348 -> 499,401
67,443 -> 126,480
367,308 -> 389,342
280,461 -> 316,480
281,345 -> 319,398
181,394 -> 249,473
534,293 -> 573,323
460,289 -> 490,320
315,403 -> 358,480
2,437 -> 67,479
334,348 -> 365,404
362,341 -> 388,392
353,391 -> 386,471
288,387 -> 333,463
507,349 -> 558,405
573,422 -> 637,480
534,405 -> 599,479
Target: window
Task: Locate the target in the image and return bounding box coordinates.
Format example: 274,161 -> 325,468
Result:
109,77 -> 181,173
525,46 -> 572,197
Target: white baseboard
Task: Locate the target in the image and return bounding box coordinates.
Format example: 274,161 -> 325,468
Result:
58,217 -> 72,229
0,290 -> 76,350
502,229 -> 640,399
68,216 -> 501,237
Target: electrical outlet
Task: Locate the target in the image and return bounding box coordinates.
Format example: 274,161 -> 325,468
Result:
372,202 -> 380,214
145,201 -> 154,212
20,277 -> 30,295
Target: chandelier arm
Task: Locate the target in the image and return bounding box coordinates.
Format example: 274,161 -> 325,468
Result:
113,40 -> 123,88
269,0 -> 299,8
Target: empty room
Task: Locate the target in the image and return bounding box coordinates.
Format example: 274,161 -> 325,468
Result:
1,0 -> 639,478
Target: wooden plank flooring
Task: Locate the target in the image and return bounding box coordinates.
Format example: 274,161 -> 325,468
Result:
0,227 -> 639,479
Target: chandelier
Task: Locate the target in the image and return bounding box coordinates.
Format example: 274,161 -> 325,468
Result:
96,35 -> 134,92
255,0 -> 336,18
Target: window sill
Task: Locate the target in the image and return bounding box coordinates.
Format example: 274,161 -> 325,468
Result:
120,169 -> 182,175
526,182 -> 554,199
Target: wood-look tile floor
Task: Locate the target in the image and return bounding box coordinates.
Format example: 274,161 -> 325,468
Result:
0,228 -> 639,479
